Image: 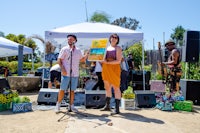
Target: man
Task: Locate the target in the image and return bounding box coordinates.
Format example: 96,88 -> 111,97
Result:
127,53 -> 134,70
55,34 -> 89,113
162,40 -> 182,92
92,61 -> 104,90
3,67 -> 11,78
48,64 -> 61,88
127,53 -> 134,84
120,55 -> 129,93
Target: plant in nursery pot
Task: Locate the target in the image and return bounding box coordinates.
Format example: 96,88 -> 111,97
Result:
122,86 -> 135,99
121,86 -> 135,110
0,89 -> 19,111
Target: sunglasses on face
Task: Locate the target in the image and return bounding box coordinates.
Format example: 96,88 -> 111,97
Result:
111,36 -> 118,39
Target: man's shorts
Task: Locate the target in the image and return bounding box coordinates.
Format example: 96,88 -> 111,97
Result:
60,76 -> 78,91
50,70 -> 61,82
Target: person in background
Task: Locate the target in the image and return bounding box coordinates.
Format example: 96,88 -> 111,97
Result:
100,33 -> 122,115
120,55 -> 129,93
127,53 -> 134,84
162,40 -> 182,93
89,61 -> 96,75
55,34 -> 89,113
3,67 -> 11,78
92,61 -> 104,90
48,64 -> 61,88
127,53 -> 134,70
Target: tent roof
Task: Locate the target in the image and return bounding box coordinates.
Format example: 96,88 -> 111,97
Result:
0,37 -> 33,57
45,22 -> 143,50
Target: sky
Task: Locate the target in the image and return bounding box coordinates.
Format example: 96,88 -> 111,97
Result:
1,0 -> 200,51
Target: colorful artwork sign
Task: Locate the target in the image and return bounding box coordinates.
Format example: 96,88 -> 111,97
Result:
87,39 -> 108,61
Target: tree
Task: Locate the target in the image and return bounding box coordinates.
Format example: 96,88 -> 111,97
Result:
6,34 -> 37,51
25,38 -> 40,63
111,17 -> 140,30
5,34 -> 38,62
89,11 -> 110,23
170,25 -> 185,46
125,42 -> 143,69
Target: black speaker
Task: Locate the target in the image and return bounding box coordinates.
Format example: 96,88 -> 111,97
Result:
85,90 -> 106,108
134,90 -> 156,108
37,88 -> 59,105
132,71 -> 151,84
132,82 -> 150,90
182,31 -> 200,62
180,79 -> 200,105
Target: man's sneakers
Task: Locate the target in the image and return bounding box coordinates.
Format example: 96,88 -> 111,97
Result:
55,103 -> 78,113
70,104 -> 78,112
55,102 -> 61,113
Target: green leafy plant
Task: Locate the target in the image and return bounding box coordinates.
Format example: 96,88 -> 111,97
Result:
21,96 -> 30,103
12,97 -> 21,103
12,96 -> 30,103
122,86 -> 135,99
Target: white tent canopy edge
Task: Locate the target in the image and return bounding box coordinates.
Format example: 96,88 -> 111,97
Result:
0,37 -> 34,75
45,22 -> 143,50
0,37 -> 33,57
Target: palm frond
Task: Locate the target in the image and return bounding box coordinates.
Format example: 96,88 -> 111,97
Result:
26,34 -> 56,54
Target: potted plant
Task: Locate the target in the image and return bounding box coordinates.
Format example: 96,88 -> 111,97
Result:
121,86 -> 135,109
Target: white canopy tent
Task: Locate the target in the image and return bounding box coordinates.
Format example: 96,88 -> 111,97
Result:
45,22 -> 143,51
0,37 -> 33,75
0,37 -> 33,57
45,22 -> 148,90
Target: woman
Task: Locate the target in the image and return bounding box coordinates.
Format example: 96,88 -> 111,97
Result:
101,33 -> 122,115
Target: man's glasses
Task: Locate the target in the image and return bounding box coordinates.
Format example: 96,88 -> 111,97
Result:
166,43 -> 174,47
